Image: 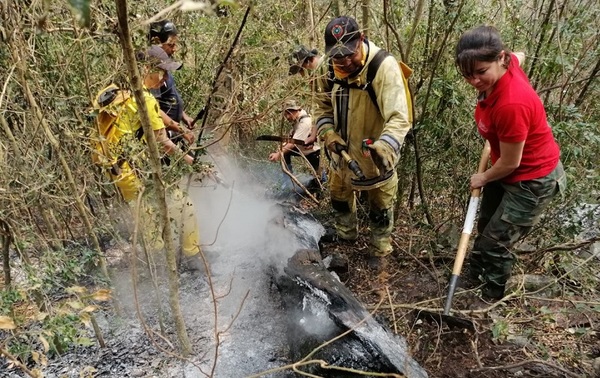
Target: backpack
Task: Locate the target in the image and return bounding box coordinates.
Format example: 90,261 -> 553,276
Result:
91,85 -> 144,172
328,49 -> 413,123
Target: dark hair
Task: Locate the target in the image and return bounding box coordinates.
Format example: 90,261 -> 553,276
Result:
455,25 -> 511,78
148,20 -> 177,44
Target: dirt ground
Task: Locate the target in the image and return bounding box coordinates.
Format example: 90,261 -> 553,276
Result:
1,190 -> 598,378
310,200 -> 600,378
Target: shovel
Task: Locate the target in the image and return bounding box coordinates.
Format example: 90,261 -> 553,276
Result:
416,141 -> 491,331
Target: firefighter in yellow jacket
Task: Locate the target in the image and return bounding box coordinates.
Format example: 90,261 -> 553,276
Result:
93,46 -> 202,270
315,17 -> 412,268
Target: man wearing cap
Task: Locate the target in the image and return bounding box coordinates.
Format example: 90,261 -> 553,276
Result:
268,100 -> 321,191
148,20 -> 196,147
314,16 -> 411,269
92,47 -> 203,271
288,45 -> 326,148
289,45 -> 322,77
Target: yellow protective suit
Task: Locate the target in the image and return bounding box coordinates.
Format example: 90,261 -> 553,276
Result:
314,40 -> 412,256
92,86 -> 200,257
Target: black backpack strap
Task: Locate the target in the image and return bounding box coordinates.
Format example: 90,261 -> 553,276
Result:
364,49 -> 390,112
134,127 -> 144,141
327,49 -> 390,112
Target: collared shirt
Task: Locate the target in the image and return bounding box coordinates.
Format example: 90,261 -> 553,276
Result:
149,72 -> 184,122
291,110 -> 320,155
475,54 -> 560,183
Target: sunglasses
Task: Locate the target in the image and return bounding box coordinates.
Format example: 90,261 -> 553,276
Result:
331,46 -> 359,64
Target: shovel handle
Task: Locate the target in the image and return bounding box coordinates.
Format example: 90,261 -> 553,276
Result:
443,141 -> 491,315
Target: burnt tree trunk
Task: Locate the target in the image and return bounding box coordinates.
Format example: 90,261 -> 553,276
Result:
276,249 -> 428,377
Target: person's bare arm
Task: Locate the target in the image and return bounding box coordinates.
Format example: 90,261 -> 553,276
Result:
182,111 -> 195,129
470,140 -> 524,188
154,128 -> 194,165
268,142 -> 296,161
159,110 -> 195,144
159,109 -> 180,133
304,124 -> 318,147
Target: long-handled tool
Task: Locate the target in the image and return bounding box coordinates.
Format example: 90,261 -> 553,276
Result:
256,135 -> 306,145
416,141 -> 491,331
340,150 -> 366,181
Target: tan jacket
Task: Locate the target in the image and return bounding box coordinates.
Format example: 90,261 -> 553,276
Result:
291,110 -> 320,155
314,40 -> 411,188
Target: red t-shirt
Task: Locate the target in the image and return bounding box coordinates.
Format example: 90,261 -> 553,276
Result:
475,54 -> 560,183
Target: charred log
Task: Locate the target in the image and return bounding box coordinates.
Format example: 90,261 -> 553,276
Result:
276,249 -> 428,377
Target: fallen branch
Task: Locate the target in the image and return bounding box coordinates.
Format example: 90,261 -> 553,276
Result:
0,347 -> 42,378
535,236 -> 600,254
470,358 -> 580,378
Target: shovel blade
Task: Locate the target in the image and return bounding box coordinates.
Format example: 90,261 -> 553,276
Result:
413,309 -> 475,332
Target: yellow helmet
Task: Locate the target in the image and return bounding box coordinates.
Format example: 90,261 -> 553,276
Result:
92,84 -> 130,114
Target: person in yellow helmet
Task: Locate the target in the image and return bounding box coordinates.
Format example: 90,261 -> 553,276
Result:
92,46 -> 203,271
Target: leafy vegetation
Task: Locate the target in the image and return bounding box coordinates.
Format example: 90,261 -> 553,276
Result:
0,0 -> 598,377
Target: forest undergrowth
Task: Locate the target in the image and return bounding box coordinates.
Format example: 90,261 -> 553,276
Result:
0,0 -> 598,377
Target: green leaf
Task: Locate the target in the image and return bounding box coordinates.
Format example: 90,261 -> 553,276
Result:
77,337 -> 94,346
68,0 -> 90,27
491,320 -> 509,341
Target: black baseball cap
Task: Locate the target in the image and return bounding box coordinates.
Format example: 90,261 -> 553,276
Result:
324,16 -> 362,58
288,45 -> 318,75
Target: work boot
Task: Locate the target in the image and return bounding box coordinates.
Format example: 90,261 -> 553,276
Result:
320,227 -> 337,243
482,282 -> 505,300
319,227 -> 357,244
457,274 -> 483,290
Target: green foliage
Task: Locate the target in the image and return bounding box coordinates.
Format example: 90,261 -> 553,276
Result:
43,313 -> 81,355
491,319 -> 509,342
0,289 -> 23,316
0,0 -> 597,374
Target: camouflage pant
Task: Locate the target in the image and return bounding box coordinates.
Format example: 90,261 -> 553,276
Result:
469,161 -> 566,296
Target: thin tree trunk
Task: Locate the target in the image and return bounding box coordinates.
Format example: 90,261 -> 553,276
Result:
114,0 -> 192,355
412,0 -> 466,227
9,34 -> 111,284
382,1 -> 405,61
333,0 -> 344,15
527,0 -> 556,88
574,57 -> 600,107
405,0 -> 426,61
1,219 -> 11,289
306,0 -> 316,46
361,0 -> 369,36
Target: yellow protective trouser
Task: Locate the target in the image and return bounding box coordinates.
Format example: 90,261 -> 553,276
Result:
329,167 -> 397,257
111,165 -> 201,256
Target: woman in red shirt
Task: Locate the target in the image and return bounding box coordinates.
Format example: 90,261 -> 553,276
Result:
455,25 -> 566,299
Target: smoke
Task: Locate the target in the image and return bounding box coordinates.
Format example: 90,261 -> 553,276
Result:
189,154 -> 321,269
176,154 -> 326,376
